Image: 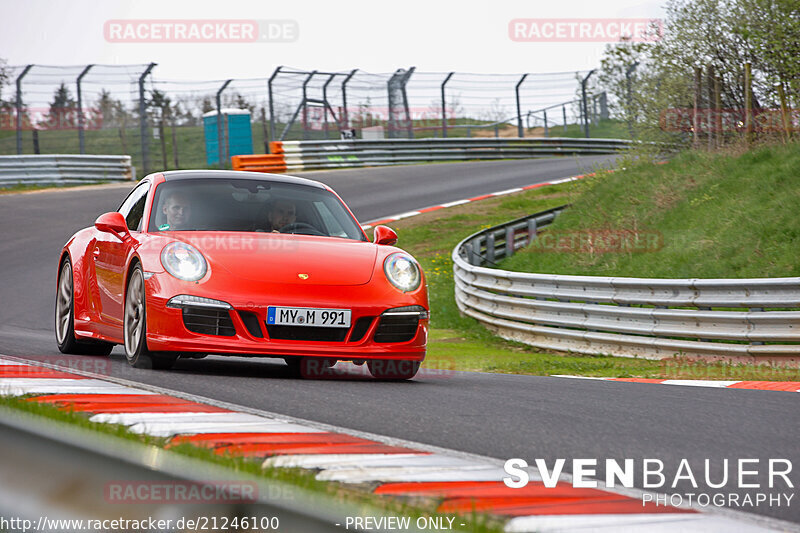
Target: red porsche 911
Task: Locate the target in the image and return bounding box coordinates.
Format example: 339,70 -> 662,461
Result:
55,170 -> 428,379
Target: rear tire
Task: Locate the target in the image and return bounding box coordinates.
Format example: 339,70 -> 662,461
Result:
123,265 -> 177,370
55,258 -> 114,356
367,360 -> 420,381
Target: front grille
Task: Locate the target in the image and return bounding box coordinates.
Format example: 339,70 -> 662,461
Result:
238,311 -> 264,338
266,325 -> 348,342
374,315 -> 419,343
182,307 -> 236,336
348,317 -> 375,343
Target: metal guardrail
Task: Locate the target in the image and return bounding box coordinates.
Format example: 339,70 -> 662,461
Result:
0,154 -> 134,187
452,207 -> 800,361
233,138 -> 633,173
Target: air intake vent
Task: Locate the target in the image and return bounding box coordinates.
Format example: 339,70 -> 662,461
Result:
182,307 -> 236,336
374,314 -> 419,343
348,317 -> 375,343
238,311 -> 264,338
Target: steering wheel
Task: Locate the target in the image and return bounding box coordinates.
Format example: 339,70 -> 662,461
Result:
278,222 -> 326,236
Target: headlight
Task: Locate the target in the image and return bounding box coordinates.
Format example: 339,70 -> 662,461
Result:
161,242 -> 207,282
384,252 -> 421,292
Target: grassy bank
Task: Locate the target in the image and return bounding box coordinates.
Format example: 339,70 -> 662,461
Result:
500,142 -> 800,278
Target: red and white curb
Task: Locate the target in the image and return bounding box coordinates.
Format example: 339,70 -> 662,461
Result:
361,174 -> 587,230
555,375 -> 800,393
0,355 -> 790,532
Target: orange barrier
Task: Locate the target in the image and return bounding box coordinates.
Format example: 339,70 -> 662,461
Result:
231,151 -> 286,173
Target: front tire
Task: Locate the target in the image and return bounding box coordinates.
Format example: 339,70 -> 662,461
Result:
55,259 -> 114,356
124,265 -> 176,370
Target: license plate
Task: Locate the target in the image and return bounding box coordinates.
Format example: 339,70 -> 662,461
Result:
267,306 -> 351,328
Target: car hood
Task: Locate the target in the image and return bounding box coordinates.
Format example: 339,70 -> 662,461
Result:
174,232 -> 378,286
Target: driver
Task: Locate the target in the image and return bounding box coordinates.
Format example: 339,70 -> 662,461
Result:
160,190 -> 192,230
266,199 -> 297,233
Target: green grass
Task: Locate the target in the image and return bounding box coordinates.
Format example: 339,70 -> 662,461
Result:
0,394 -> 505,533
379,152 -> 800,381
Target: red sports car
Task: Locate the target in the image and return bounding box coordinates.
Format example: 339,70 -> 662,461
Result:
55,170 -> 428,379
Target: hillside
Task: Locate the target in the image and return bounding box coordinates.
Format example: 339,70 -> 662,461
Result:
500,142 -> 800,278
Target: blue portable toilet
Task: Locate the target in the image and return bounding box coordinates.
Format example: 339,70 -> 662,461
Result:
203,108 -> 254,166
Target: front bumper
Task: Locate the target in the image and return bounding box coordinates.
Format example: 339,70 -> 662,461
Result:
143,271 -> 428,361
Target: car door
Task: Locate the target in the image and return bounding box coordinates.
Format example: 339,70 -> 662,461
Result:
95,182 -> 150,330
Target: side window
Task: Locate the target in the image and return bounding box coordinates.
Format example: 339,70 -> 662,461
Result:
118,183 -> 150,231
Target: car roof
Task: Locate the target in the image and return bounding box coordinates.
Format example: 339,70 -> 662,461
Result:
158,170 -> 327,190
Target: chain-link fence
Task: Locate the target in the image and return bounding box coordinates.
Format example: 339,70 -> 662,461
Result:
0,64 -> 610,175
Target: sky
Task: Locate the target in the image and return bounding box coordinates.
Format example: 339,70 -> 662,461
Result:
1,0 -> 666,78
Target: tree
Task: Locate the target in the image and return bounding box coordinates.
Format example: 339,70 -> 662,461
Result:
48,82 -> 78,129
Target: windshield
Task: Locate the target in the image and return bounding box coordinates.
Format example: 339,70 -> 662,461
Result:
148,178 -> 366,241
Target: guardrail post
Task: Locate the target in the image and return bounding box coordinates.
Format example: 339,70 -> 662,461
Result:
441,72 -> 454,138
267,66 -> 282,153
76,64 -> 93,155
216,79 -> 233,168
526,218 -> 538,245
515,74 -> 528,138
341,69 -> 357,132
138,62 -> 156,174
505,227 -> 515,257
581,70 -> 595,138
15,65 -> 33,155
486,233 -> 496,263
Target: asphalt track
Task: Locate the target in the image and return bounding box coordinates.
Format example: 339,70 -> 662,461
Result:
1,156 -> 798,525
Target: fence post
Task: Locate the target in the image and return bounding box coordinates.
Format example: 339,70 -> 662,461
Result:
138,62 -> 156,175
776,82 -> 792,142
625,62 -> 639,138
441,72 -> 454,138
267,66 -> 282,152
515,74 -> 528,138
340,69 -> 357,132
581,70 -> 595,138
744,62 -> 753,144
707,65 -> 714,150
562,105 -> 567,133
15,65 -> 33,155
302,70 -> 317,140
714,75 -> 722,145
322,74 -> 336,140
693,65 -> 701,148
215,79 -> 232,168
543,109 -> 548,137
402,67 -> 415,139
76,64 -> 93,155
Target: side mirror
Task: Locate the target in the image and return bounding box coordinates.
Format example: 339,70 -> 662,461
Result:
95,212 -> 130,242
373,225 -> 398,246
